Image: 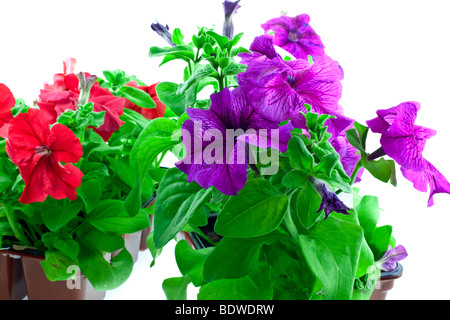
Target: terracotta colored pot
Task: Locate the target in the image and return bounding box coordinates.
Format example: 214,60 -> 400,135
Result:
0,252 -> 27,300
370,263 -> 403,300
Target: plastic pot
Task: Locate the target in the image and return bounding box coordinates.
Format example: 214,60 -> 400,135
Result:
111,231 -> 142,264
2,249 -> 105,300
370,263 -> 403,300
0,251 -> 26,300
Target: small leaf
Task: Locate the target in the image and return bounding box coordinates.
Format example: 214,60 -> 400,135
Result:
120,86 -> 156,109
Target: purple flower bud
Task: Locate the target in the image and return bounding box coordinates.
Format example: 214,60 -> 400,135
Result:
376,245 -> 408,272
311,178 -> 351,219
151,22 -> 176,47
222,0 -> 241,39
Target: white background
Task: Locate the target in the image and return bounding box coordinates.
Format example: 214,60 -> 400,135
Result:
1,0 -> 450,300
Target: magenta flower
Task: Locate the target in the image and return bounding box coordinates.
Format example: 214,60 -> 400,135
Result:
242,49 -> 351,137
261,14 -> 325,60
401,160 -> 450,207
222,0 -> 241,39
366,101 -> 436,171
238,34 -> 280,67
376,245 -> 408,272
176,87 -> 292,196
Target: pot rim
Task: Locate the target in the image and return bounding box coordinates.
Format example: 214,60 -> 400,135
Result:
380,263 -> 403,280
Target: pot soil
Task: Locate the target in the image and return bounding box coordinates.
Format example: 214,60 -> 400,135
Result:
0,251 -> 26,300
2,249 -> 105,300
369,263 -> 403,300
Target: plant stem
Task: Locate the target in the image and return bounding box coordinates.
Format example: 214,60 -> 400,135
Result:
283,210 -> 299,240
367,147 -> 386,161
349,159 -> 363,186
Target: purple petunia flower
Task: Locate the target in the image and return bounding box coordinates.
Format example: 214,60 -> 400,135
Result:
401,159 -> 450,207
261,14 -> 325,60
241,46 -> 352,137
176,87 -> 293,196
366,101 -> 436,171
375,245 -> 408,272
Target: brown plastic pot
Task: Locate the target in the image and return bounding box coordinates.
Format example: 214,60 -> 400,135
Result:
0,252 -> 27,300
2,249 -> 105,300
370,263 -> 403,300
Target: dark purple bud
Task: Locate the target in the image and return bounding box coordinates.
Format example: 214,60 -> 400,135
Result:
222,0 -> 241,39
312,178 -> 351,219
151,21 -> 176,47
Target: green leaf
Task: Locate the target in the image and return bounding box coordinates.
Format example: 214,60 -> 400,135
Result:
203,236 -> 272,282
53,238 -> 80,261
175,240 -> 214,287
312,153 -> 340,177
41,201 -> 83,232
156,82 -> 190,117
354,122 -> 369,151
290,181 -> 322,229
299,216 -> 363,300
355,195 -> 380,240
215,179 -> 288,238
172,28 -> 185,45
130,117 -> 180,180
162,276 -> 191,300
222,62 -> 247,76
78,244 -> 134,291
361,156 -> 393,183
368,225 -> 393,260
153,168 -> 212,248
281,170 -> 308,189
78,179 -> 102,214
198,262 -> 273,300
177,64 -> 216,94
41,251 -> 76,281
119,86 -> 156,109
205,30 -> 229,49
346,128 -> 365,154
288,135 -> 314,172
87,200 -> 150,234
148,45 -> 195,62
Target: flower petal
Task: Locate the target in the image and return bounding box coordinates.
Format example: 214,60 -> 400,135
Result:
49,124 -> 83,163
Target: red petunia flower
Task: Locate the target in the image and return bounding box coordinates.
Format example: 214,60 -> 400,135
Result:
38,59 -> 126,141
5,108 -> 84,204
0,83 -> 15,139
123,81 -> 166,120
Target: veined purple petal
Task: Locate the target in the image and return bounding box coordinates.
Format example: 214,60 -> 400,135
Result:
401,159 -> 450,207
370,102 -> 436,171
377,245 -> 408,272
239,34 -> 280,66
261,14 -> 325,60
330,132 -> 364,183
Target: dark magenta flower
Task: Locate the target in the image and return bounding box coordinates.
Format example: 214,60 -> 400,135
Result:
242,48 -> 351,137
366,101 -> 436,171
176,86 -> 292,195
222,0 -> 241,39
375,245 -> 408,272
261,14 -> 325,60
401,160 -> 450,207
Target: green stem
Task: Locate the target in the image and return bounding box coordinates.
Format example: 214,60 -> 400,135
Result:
283,210 -> 299,240
2,203 -> 31,247
349,159 -> 363,186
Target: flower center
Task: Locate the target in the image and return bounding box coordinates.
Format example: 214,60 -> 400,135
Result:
288,31 -> 301,42
35,145 -> 52,156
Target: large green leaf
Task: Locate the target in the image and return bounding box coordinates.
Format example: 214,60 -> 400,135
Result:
162,276 -> 191,300
153,168 -> 212,248
198,262 -> 273,300
290,181 -> 322,229
175,240 -> 214,287
215,179 -> 288,237
86,200 -> 150,234
299,216 -> 363,300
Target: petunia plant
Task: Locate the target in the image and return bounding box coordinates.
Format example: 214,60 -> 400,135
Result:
144,1 -> 450,300
0,58 -> 169,291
